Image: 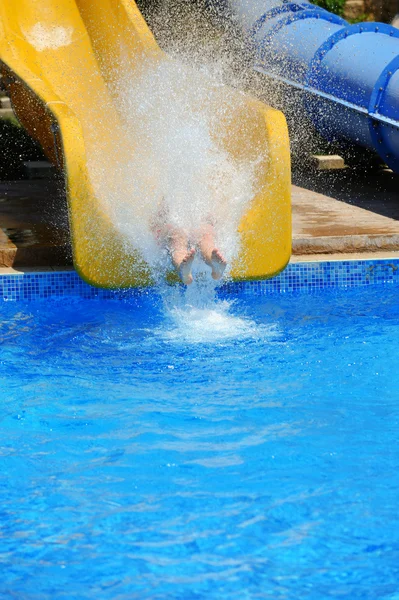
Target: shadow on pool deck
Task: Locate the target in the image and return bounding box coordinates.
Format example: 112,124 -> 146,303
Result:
292,167 -> 399,256
0,167 -> 399,270
0,179 -> 72,269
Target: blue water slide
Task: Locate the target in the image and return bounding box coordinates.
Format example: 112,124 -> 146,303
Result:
209,0 -> 399,172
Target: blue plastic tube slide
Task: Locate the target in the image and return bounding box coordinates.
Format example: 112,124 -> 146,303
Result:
209,0 -> 399,172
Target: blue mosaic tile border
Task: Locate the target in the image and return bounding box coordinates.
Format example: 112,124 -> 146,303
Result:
0,258 -> 399,301
222,258 -> 399,295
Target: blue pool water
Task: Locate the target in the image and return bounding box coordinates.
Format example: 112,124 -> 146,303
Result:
1,283 -> 399,599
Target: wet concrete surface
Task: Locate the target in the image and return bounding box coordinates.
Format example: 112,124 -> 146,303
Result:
0,179 -> 71,268
292,167 -> 399,256
0,167 -> 398,269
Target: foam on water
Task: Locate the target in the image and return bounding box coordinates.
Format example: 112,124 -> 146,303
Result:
161,302 -> 265,344
155,279 -> 277,344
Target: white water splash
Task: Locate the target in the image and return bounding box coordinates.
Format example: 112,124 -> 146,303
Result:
24,23 -> 74,51
89,58 -> 261,278
84,48 -> 267,332
155,279 -> 277,344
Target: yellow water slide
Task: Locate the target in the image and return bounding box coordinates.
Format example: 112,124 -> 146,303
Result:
0,0 -> 291,288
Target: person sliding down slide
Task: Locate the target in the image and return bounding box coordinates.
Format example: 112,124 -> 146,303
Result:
152,206 -> 227,285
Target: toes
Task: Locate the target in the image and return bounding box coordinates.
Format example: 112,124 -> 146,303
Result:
211,249 -> 226,265
210,249 -> 226,281
181,250 -> 195,265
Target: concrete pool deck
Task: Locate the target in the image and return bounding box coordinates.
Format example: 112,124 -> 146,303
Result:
0,167 -> 398,270
0,179 -> 71,269
292,168 -> 399,258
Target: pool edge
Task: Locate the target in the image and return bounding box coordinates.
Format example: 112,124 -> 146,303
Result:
1,257 -> 399,301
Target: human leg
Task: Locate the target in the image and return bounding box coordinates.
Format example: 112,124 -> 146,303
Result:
151,200 -> 195,285
168,227 -> 195,285
198,222 -> 227,280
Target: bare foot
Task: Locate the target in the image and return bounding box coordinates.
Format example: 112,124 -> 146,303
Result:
177,248 -> 196,285
210,249 -> 227,280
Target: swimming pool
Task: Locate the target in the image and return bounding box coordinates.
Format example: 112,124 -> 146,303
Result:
1,262 -> 399,599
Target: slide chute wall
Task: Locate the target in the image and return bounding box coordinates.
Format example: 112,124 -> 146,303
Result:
0,0 -> 291,287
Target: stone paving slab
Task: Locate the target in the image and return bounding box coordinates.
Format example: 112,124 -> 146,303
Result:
291,168 -> 399,255
0,168 -> 398,269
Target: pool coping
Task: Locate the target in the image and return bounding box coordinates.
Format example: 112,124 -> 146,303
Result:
1,255 -> 399,301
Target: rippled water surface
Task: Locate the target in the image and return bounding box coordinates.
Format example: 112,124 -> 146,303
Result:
1,285 -> 399,599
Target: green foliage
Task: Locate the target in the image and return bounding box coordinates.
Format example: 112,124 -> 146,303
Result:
0,118 -> 46,180
311,0 -> 346,17
347,12 -> 371,23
